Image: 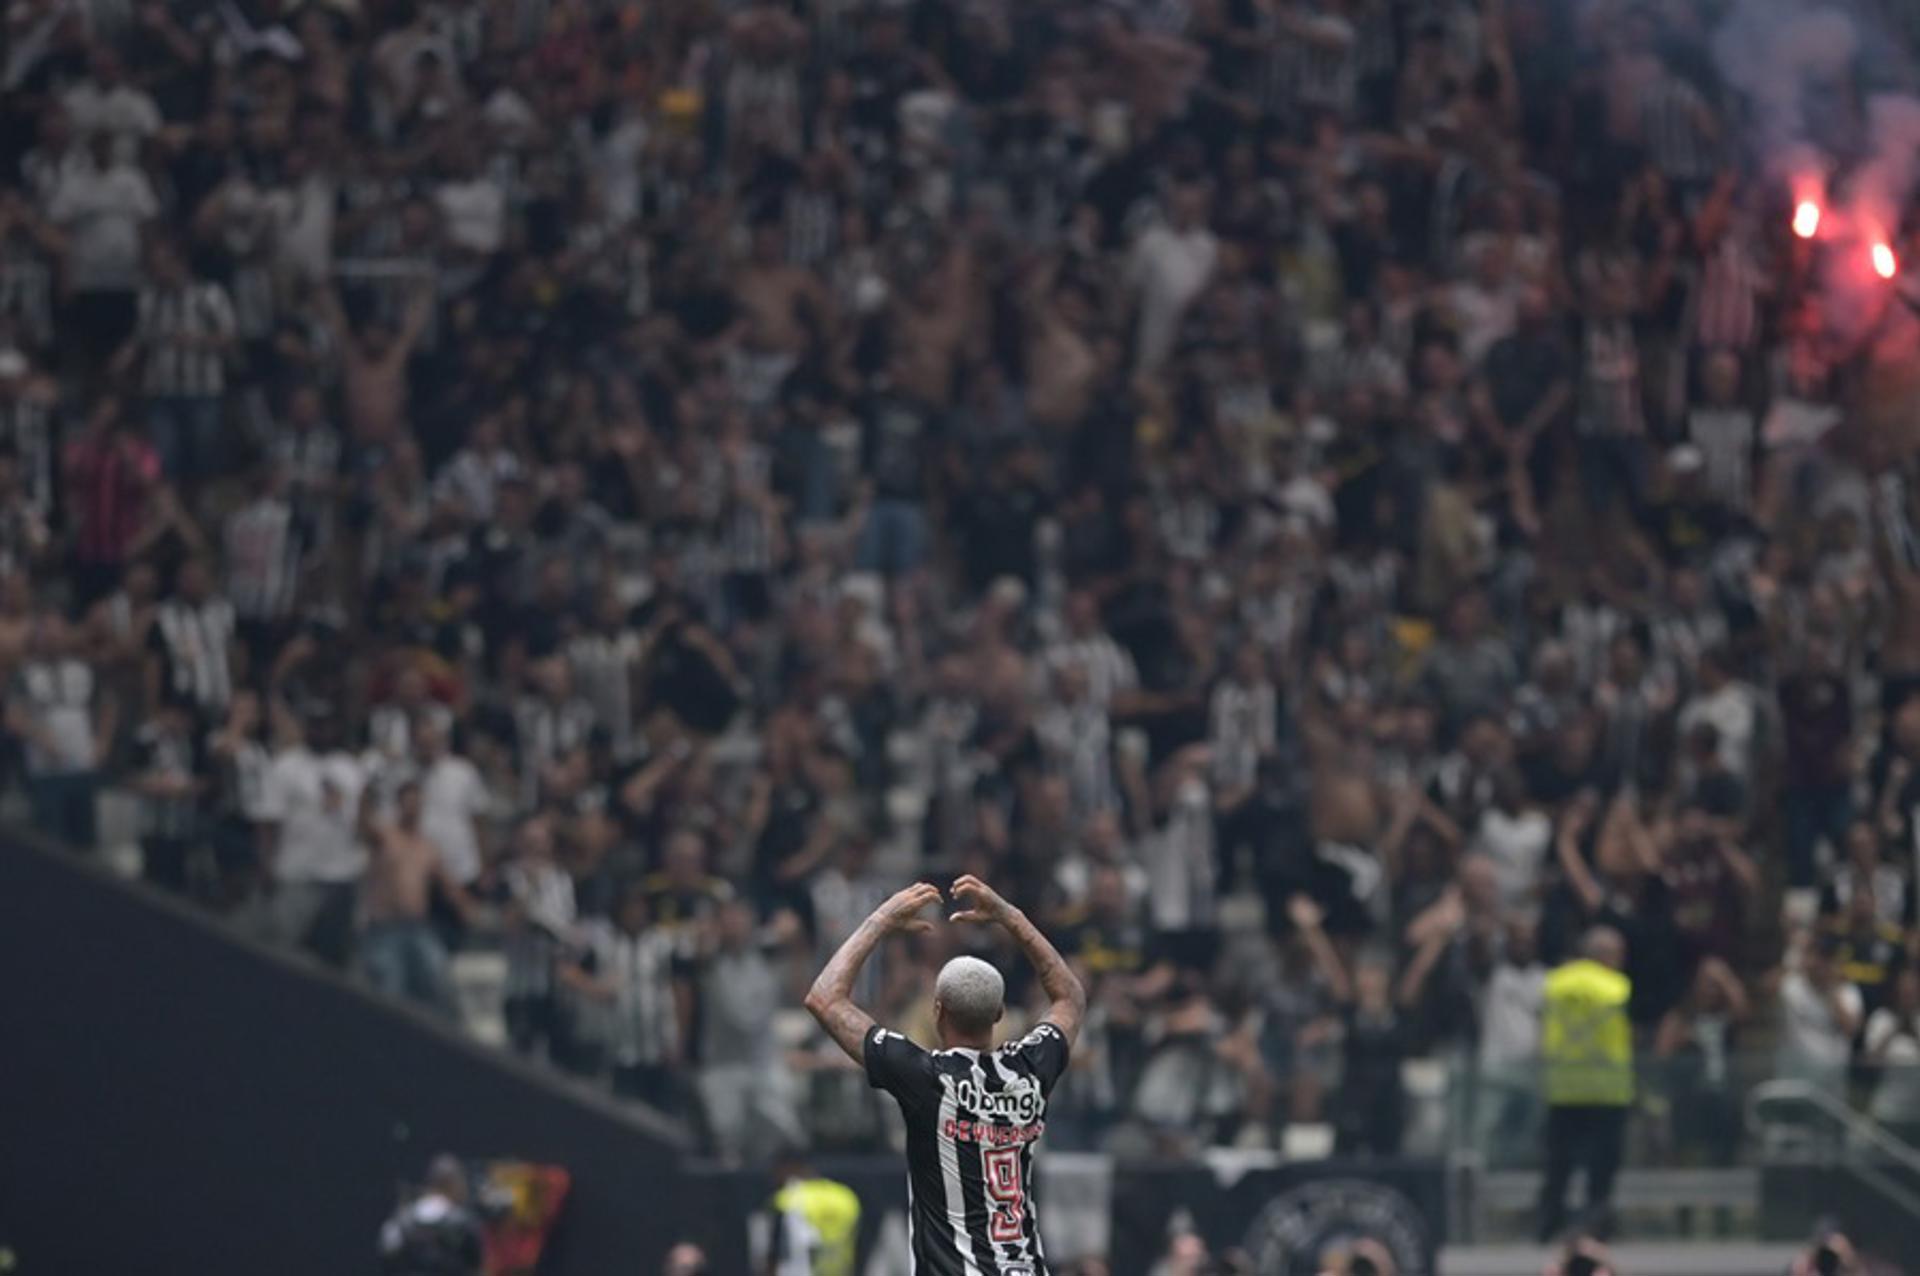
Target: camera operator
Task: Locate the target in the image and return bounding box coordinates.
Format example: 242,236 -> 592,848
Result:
378,1154 -> 484,1276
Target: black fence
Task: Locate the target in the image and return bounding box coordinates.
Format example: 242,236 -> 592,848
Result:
0,835 -> 689,1276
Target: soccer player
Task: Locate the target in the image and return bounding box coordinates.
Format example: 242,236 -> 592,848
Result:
804,875 -> 1087,1276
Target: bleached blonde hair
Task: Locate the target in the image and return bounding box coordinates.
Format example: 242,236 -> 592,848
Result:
935,956 -> 1005,1034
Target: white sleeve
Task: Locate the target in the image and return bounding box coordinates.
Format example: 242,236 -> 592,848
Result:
45,174 -> 79,224
256,758 -> 289,821
127,173 -> 159,220
462,761 -> 490,815
1866,1009 -> 1895,1054
1125,231 -> 1155,292
1304,13 -> 1354,46
1781,975 -> 1811,1024
340,758 -> 370,809
203,284 -> 238,337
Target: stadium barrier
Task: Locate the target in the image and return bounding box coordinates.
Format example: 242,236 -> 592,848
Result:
0,833 -> 689,1276
682,1154 -> 1446,1275
0,831 -> 1457,1275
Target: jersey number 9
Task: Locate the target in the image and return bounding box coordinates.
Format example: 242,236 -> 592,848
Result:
984,1148 -> 1026,1243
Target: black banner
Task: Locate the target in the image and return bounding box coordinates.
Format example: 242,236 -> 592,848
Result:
1107,1161 -> 1444,1276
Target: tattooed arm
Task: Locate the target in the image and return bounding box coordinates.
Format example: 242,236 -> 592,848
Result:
951,874 -> 1088,1046
804,882 -> 942,1063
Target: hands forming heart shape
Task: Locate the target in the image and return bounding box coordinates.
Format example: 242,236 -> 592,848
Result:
873,876 -> 1014,934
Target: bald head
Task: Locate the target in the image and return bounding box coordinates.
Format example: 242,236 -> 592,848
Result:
935,956 -> 1005,1043
425,1154 -> 468,1204
1581,926 -> 1627,971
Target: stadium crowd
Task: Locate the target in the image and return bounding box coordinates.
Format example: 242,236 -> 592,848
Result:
7,0 -> 1920,1170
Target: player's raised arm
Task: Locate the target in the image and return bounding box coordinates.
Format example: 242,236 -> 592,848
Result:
950,874 -> 1087,1046
804,883 -> 943,1063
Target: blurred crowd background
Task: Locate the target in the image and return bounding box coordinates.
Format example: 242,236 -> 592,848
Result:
7,0 -> 1920,1172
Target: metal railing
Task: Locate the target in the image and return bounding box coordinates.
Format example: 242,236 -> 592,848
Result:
1446,1052 -> 1785,1171
1747,1078 -> 1920,1225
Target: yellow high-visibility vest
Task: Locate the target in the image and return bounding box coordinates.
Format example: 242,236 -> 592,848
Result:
770,1178 -> 861,1276
1542,958 -> 1634,1107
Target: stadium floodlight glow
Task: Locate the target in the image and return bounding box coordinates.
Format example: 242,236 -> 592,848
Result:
1793,200 -> 1821,239
1873,241 -> 1898,279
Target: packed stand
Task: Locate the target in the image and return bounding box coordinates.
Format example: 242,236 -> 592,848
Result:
5,0 -> 1920,1165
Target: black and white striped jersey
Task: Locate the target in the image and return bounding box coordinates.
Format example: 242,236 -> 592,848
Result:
864,1021 -> 1071,1276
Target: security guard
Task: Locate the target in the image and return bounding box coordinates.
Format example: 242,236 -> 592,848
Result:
1537,927 -> 1633,1242
754,1154 -> 860,1276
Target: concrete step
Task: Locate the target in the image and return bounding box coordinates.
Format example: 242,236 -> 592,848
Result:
1475,1168 -> 1761,1213
1441,1242 -> 1800,1276
1464,1169 -> 1763,1245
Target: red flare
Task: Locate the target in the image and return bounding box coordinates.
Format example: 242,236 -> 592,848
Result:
1873,241 -> 1898,279
1793,200 -> 1821,239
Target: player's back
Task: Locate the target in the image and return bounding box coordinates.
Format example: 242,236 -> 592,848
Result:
863,1021 -> 1072,1276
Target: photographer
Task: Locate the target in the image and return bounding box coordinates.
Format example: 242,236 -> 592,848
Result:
378,1155 -> 483,1276
1147,1231 -> 1257,1276
1318,1237 -> 1397,1276
1547,1235 -> 1616,1276
663,1242 -> 711,1276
